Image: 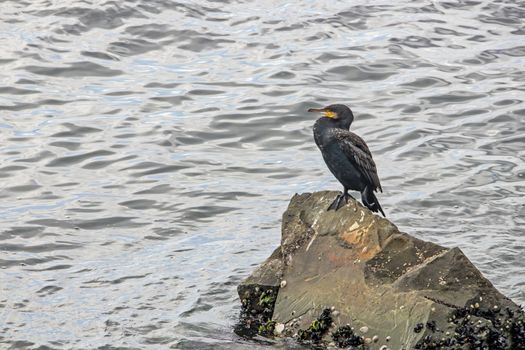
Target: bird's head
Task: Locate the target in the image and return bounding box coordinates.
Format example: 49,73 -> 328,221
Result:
308,104 -> 354,129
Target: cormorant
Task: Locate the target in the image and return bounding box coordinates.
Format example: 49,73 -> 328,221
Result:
308,104 -> 385,216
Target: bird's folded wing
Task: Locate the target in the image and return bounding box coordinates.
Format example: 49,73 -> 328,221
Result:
335,132 -> 383,192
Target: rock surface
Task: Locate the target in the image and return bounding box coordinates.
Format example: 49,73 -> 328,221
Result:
237,191 -> 525,349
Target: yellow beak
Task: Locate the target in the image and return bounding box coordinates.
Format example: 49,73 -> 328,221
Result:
308,108 -> 337,119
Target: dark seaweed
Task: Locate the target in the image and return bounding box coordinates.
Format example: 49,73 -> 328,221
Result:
414,323 -> 424,333
415,305 -> 525,350
297,308 -> 333,344
331,325 -> 364,348
235,285 -> 279,338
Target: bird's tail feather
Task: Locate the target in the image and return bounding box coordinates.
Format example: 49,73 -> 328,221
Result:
362,187 -> 385,217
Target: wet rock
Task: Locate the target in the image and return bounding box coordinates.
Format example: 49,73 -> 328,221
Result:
237,191 -> 524,349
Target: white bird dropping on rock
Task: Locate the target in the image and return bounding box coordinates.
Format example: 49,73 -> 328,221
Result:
274,323 -> 285,335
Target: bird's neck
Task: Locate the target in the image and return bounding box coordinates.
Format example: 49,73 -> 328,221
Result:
314,117 -> 348,147
315,117 -> 350,131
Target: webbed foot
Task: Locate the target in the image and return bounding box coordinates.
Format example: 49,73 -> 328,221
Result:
327,192 -> 353,211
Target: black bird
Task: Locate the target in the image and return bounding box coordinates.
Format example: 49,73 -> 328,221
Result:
308,104 -> 385,216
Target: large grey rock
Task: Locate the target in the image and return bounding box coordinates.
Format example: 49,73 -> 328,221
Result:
237,191 -> 525,349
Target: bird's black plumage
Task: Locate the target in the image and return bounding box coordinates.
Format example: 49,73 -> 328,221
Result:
308,104 -> 385,216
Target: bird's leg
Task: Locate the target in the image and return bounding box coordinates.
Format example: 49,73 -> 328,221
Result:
342,187 -> 353,204
328,188 -> 352,211
335,187 -> 350,210
327,193 -> 342,211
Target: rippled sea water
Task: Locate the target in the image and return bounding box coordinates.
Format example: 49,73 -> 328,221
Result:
1,0 -> 524,348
